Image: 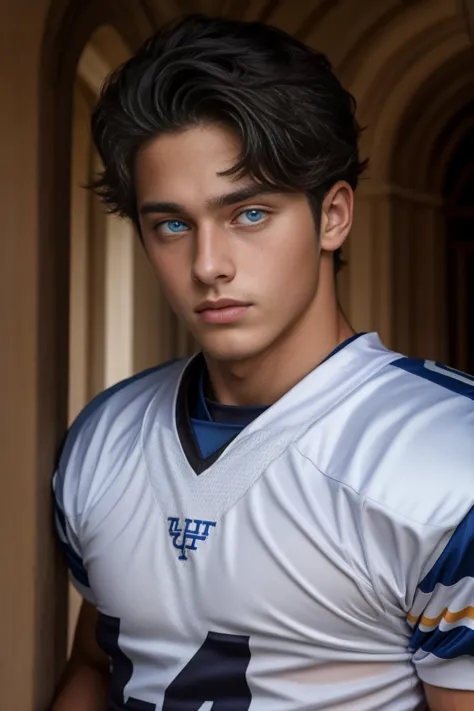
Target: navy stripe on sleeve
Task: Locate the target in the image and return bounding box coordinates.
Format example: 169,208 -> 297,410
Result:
392,358 -> 474,400
419,506 -> 474,594
410,625 -> 474,660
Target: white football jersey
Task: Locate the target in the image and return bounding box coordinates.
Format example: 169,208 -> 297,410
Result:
53,332 -> 474,710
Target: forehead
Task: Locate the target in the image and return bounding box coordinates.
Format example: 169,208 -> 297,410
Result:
135,124 -> 245,205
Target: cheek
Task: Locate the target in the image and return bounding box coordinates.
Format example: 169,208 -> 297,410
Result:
146,248 -> 191,306
256,226 -> 319,300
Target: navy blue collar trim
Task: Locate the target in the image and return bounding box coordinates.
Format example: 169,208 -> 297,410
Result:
321,332 -> 367,364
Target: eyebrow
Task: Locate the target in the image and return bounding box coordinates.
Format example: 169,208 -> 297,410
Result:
139,184 -> 282,217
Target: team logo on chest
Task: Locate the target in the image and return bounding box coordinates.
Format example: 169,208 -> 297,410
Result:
167,517 -> 216,560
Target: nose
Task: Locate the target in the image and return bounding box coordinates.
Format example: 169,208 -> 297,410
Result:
191,222 -> 236,286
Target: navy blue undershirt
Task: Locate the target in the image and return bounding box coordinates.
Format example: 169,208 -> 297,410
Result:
189,333 -> 365,459
190,369 -> 267,458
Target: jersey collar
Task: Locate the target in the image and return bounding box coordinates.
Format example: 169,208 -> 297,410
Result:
173,332 -> 394,474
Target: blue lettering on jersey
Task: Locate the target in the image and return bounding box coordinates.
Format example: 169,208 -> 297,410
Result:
168,517 -> 216,560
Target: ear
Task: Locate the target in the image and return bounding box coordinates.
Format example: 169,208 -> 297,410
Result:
319,181 -> 354,253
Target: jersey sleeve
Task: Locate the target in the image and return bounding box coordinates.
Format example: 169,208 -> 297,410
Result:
407,505 -> 474,689
51,394 -> 102,605
52,466 -> 97,604
51,361 -> 177,606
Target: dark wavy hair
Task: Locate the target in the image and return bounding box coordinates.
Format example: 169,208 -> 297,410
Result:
91,14 -> 368,272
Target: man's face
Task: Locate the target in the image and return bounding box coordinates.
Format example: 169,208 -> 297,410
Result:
135,123 -> 322,362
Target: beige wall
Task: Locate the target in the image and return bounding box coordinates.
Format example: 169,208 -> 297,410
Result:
0,1 -> 154,707
0,1 -> 472,709
0,1 -> 66,708
69,84 -> 93,422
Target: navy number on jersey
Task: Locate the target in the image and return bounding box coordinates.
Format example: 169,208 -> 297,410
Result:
97,613 -> 252,710
163,631 -> 252,710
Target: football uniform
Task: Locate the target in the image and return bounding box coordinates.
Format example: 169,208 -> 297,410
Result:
53,332 -> 474,710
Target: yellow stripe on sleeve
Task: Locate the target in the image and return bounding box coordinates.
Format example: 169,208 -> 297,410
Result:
407,605 -> 474,629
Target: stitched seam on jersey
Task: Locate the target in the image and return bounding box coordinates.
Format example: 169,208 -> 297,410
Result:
293,449 -> 459,616
293,446 -> 386,618
294,448 -> 453,532
361,495 -> 453,530
360,496 -> 397,617
360,497 -> 458,618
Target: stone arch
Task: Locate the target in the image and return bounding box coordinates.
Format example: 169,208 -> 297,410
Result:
330,0 -> 472,357
392,50 -> 474,193
428,101 -> 474,196
386,45 -> 474,359
439,124 -> 474,371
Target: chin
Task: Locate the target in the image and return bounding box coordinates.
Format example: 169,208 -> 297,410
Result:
197,331 -> 267,363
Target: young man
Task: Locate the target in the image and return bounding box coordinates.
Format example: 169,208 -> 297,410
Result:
52,14 -> 474,711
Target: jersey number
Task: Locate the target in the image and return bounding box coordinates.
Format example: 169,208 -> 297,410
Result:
97,613 -> 252,710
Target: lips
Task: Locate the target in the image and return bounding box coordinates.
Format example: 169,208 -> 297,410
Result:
195,299 -> 252,325
195,299 -> 251,313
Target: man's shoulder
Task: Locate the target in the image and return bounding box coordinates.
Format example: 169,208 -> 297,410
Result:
300,352 -> 474,530
59,358 -> 183,471
54,358 -> 186,518
355,355 -> 474,528
297,353 -> 474,613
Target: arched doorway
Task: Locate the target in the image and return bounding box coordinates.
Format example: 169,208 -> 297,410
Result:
335,0 -> 474,362
388,48 -> 474,364
443,124 -> 474,372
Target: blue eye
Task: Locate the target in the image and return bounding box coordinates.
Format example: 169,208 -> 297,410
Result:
236,209 -> 267,225
157,220 -> 189,235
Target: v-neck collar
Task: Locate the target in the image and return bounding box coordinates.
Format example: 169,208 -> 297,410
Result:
171,332 -> 389,476
141,333 -> 398,522
176,354 -> 240,475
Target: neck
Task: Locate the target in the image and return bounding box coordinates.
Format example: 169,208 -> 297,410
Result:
203,277 -> 354,407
